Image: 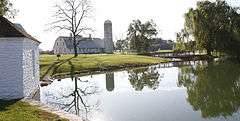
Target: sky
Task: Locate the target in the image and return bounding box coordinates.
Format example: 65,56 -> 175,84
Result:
11,0 -> 240,50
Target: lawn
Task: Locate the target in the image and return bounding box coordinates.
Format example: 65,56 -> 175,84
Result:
0,100 -> 68,121
40,54 -> 169,78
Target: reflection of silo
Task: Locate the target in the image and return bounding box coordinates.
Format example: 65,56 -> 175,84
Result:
106,72 -> 115,91
104,20 -> 114,53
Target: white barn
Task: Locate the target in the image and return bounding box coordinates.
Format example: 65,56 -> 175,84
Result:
53,20 -> 114,54
0,16 -> 41,100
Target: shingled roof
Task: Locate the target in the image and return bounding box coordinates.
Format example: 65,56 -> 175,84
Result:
0,16 -> 40,43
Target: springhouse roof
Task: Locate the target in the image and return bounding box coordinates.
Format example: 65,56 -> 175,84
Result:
0,16 -> 41,43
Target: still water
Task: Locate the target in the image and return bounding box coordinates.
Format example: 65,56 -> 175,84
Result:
40,60 -> 240,121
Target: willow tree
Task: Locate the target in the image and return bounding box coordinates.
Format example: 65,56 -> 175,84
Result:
50,0 -> 93,57
176,29 -> 189,52
184,0 -> 240,56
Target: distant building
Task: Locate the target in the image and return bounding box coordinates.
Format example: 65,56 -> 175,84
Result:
148,38 -> 175,51
53,20 -> 114,54
0,16 -> 40,100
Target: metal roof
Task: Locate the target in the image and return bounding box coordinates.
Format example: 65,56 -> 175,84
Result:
59,36 -> 104,49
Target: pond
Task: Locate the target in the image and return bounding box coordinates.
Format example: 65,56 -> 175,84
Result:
40,60 -> 240,121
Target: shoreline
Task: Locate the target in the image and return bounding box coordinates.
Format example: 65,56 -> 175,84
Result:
40,54 -> 217,81
43,61 -> 173,80
40,54 -> 171,80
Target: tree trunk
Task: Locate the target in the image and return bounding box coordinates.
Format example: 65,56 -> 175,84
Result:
73,36 -> 78,57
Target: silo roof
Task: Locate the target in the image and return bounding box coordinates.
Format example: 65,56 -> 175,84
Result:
104,20 -> 112,24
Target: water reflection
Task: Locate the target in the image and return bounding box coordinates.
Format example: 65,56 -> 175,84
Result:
106,73 -> 114,91
65,77 -> 99,118
178,60 -> 240,118
41,60 -> 240,121
128,66 -> 161,91
41,61 -> 100,120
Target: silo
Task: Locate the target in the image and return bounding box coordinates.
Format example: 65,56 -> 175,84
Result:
104,20 -> 114,53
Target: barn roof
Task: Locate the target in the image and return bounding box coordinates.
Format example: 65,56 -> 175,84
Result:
77,38 -> 104,49
0,16 -> 41,43
59,36 -> 104,49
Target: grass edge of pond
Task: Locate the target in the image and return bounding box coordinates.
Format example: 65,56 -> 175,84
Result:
40,54 -> 171,79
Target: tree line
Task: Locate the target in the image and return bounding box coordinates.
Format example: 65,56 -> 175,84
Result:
115,19 -> 175,53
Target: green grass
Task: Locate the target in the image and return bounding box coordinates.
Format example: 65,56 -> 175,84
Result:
40,54 -> 169,78
0,100 -> 68,121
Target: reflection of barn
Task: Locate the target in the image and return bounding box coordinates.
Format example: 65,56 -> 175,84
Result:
106,73 -> 114,91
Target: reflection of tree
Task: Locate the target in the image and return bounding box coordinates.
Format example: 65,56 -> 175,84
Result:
44,60 -> 99,120
178,60 -> 240,118
63,77 -> 99,119
106,72 -> 114,92
128,67 -> 160,91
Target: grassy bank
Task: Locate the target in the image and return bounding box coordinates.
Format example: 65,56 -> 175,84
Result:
0,100 -> 68,121
40,54 -> 169,78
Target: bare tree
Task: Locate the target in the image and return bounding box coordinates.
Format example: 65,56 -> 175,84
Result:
50,0 -> 93,57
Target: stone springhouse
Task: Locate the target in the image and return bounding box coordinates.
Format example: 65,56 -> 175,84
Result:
0,16 -> 40,100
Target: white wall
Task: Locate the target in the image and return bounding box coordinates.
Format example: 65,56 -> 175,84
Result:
22,38 -> 40,97
0,37 -> 40,100
0,38 -> 24,99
